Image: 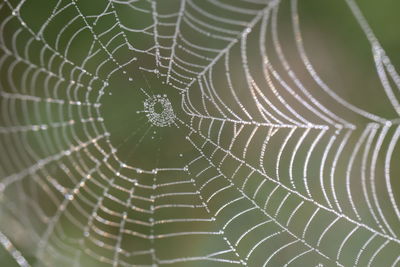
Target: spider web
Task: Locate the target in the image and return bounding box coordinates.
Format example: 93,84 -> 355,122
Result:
0,0 -> 400,266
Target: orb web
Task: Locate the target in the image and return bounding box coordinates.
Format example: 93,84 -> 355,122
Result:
0,0 -> 400,266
